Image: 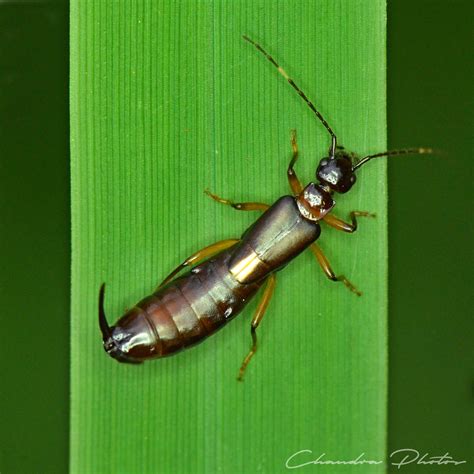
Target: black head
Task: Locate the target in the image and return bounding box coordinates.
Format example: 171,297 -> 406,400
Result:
316,146 -> 434,194
316,149 -> 357,194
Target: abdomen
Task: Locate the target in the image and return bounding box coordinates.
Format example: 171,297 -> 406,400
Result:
115,249 -> 264,359
110,196 -> 319,361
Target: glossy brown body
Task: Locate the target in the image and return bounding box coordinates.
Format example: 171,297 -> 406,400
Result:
107,196 -> 320,362
100,36 -> 429,372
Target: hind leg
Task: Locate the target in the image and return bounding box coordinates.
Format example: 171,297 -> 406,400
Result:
237,273 -> 277,381
157,239 -> 239,289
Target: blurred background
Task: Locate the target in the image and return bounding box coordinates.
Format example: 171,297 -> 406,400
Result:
0,1 -> 471,473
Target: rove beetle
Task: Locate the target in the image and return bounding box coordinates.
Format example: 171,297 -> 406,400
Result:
99,36 -> 431,380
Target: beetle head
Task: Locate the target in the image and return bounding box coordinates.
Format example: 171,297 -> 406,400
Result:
316,148 -> 357,194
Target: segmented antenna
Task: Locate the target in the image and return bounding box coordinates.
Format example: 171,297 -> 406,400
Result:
353,147 -> 434,170
242,35 -> 337,158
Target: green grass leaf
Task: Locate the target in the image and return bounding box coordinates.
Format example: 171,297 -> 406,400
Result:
71,1 -> 387,472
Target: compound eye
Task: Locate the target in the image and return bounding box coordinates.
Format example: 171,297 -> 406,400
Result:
319,158 -> 329,167
337,173 -> 356,193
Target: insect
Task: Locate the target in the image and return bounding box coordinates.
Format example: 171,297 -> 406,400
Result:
99,35 -> 431,380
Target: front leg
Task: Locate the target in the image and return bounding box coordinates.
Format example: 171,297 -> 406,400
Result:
323,211 -> 376,233
287,129 -> 303,195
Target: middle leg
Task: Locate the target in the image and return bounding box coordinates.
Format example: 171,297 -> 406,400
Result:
309,243 -> 362,296
205,189 -> 269,212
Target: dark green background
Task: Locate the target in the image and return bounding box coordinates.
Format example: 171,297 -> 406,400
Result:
1,1 -> 471,473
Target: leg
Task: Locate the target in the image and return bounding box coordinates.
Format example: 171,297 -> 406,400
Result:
288,129 -> 303,195
157,239 -> 239,289
323,211 -> 376,233
237,273 -> 276,381
309,243 -> 361,296
205,189 -> 269,212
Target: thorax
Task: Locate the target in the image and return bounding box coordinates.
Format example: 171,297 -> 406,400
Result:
228,196 -> 321,284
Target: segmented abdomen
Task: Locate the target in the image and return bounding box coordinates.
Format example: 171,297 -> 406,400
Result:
134,249 -> 263,357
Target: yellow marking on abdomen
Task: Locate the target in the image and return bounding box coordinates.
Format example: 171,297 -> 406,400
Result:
229,250 -> 265,284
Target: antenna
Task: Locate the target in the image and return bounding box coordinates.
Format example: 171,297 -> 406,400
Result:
353,147 -> 433,170
243,35 -> 338,158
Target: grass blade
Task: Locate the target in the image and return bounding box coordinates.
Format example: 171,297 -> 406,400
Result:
71,1 -> 387,472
